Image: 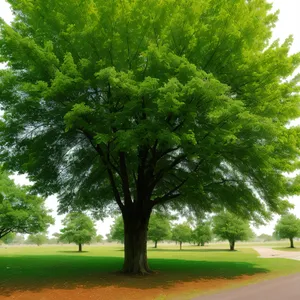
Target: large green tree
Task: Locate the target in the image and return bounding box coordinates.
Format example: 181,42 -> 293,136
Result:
274,214 -> 300,248
148,213 -> 171,248
59,212 -> 97,252
0,0 -> 300,273
213,211 -> 253,250
0,171 -> 53,239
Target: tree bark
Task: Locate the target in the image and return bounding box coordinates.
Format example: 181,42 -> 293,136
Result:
180,241 -> 182,250
79,243 -> 82,252
122,207 -> 152,274
154,241 -> 157,248
201,241 -> 205,246
229,240 -> 235,251
290,238 -> 294,248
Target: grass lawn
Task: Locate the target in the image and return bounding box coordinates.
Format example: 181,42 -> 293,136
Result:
0,243 -> 300,300
272,247 -> 300,252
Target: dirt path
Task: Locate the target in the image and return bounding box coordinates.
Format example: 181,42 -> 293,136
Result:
193,273 -> 300,300
253,247 -> 300,260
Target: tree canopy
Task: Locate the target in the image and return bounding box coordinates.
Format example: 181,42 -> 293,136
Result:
274,214 -> 300,248
0,0 -> 300,273
0,171 -> 54,239
192,221 -> 212,246
148,213 -> 171,248
172,223 -> 192,250
59,212 -> 96,251
213,211 -> 253,250
94,234 -> 104,243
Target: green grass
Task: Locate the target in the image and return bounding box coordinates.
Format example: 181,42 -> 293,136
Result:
272,247 -> 300,252
1,244 -> 300,299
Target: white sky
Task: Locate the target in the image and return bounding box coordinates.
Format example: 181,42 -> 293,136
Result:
1,0 -> 300,237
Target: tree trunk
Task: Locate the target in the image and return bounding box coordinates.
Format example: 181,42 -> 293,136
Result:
201,241 -> 205,246
154,241 -> 157,248
197,242 -> 200,246
180,241 -> 182,250
290,238 -> 294,248
229,240 -> 235,251
78,243 -> 82,252
122,208 -> 152,274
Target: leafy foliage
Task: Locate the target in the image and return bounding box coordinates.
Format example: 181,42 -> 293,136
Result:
274,214 -> 300,247
110,216 -> 124,243
192,222 -> 212,246
213,211 -> 253,250
0,171 -> 54,239
0,0 -> 299,224
93,234 -> 103,243
148,213 -> 171,247
172,223 -> 192,249
0,232 -> 16,244
59,212 -> 97,250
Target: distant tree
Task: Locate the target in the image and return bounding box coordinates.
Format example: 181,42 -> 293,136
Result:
59,212 -> 97,252
12,234 -> 25,245
52,232 -> 61,239
192,222 -> 212,246
148,214 -> 171,248
47,237 -> 59,244
105,233 -> 113,243
27,233 -> 48,246
274,214 -> 300,248
51,232 -> 62,244
94,234 -> 104,243
0,171 -> 54,239
213,212 -> 253,251
110,216 -> 124,243
257,233 -> 274,242
172,223 -> 192,250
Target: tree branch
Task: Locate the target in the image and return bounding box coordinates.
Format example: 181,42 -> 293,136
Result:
119,151 -> 132,205
152,178 -> 188,206
149,154 -> 186,191
80,129 -> 124,210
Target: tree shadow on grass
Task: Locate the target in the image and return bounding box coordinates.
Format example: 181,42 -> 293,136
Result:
0,255 -> 269,296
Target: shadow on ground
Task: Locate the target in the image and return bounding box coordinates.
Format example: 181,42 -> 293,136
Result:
0,255 -> 269,296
